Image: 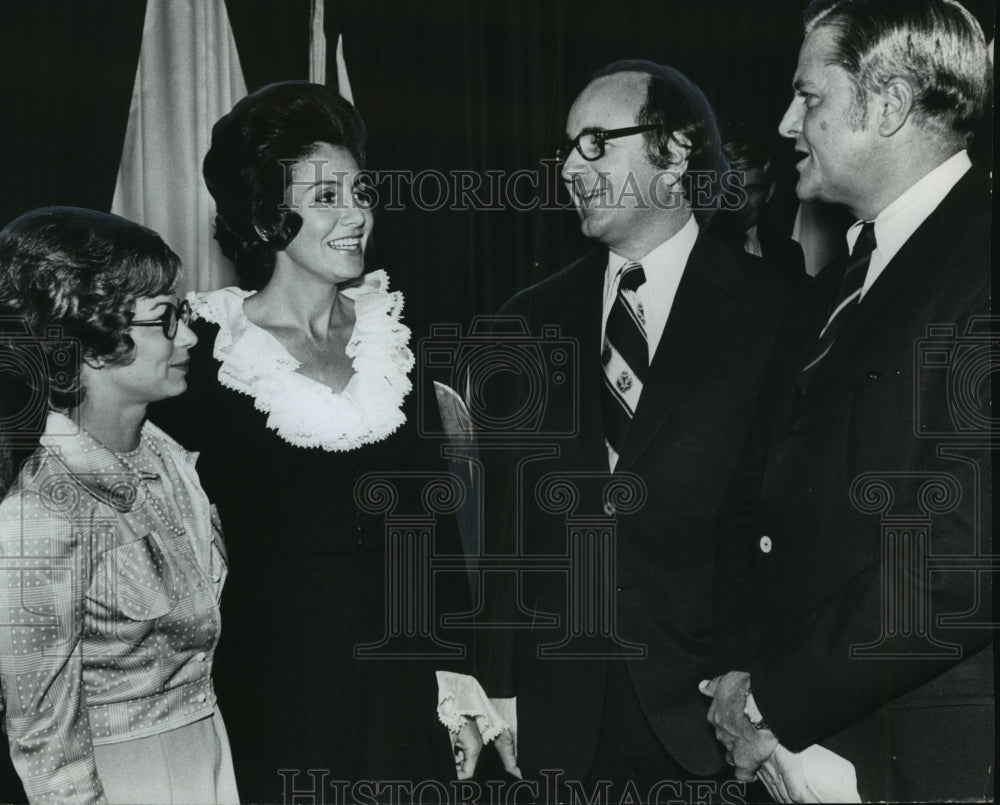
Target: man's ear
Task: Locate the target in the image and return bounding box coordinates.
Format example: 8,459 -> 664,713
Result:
665,132 -> 692,174
875,77 -> 915,137
765,181 -> 776,205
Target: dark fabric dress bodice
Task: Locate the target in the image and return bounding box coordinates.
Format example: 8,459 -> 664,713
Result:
152,317 -> 472,803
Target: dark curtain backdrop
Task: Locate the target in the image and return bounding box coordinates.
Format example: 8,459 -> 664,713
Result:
224,0 -> 314,91
1,0 -> 992,337
0,0 -> 813,341
0,1 -> 146,228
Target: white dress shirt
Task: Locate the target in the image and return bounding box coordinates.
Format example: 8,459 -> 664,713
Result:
602,214 -> 699,361
849,150 -> 971,298
744,224 -> 763,258
602,214 -> 699,469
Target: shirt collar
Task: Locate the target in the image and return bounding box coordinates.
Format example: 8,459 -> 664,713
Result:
846,150 -> 971,262
38,411 -> 190,513
608,214 -> 699,280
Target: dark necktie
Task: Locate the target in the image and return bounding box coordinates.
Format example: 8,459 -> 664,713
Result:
602,262 -> 647,455
798,222 -> 876,391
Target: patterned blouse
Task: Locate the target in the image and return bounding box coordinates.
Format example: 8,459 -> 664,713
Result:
0,412 -> 227,804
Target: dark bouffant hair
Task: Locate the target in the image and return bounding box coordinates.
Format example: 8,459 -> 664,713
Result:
0,206 -> 180,412
591,60 -> 728,224
203,81 -> 367,290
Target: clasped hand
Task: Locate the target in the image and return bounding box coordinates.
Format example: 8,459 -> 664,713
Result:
700,671 -> 779,782
449,720 -> 521,780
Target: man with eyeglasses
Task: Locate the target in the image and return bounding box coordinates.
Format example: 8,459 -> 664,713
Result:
477,60 -> 797,802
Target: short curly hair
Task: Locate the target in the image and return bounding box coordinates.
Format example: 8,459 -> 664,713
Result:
203,81 -> 367,290
0,206 -> 180,411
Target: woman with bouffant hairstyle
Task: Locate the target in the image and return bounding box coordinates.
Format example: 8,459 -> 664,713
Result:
0,207 -> 237,804
151,82 -> 508,801
202,80 -> 367,290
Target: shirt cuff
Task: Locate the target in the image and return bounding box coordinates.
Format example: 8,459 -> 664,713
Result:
436,671 -> 510,743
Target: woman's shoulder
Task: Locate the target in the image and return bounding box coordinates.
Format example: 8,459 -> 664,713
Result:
0,449 -> 47,519
0,416 -> 99,526
187,286 -> 250,344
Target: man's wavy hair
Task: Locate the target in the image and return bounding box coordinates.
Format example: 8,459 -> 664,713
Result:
0,206 -> 179,412
804,0 -> 991,145
203,81 -> 367,290
591,60 -> 728,224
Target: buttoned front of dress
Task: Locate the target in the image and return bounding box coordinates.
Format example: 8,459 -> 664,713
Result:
0,412 -> 226,805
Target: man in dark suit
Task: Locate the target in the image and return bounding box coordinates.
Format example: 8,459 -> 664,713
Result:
713,139 -> 807,285
704,1 -> 993,801
476,60 -> 795,802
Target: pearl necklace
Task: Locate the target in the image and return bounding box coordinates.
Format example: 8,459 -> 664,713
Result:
114,434 -> 187,538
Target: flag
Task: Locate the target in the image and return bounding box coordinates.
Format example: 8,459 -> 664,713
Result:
112,0 -> 246,294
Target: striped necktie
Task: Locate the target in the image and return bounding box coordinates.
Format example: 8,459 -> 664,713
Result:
798,221 -> 876,391
602,262 -> 647,454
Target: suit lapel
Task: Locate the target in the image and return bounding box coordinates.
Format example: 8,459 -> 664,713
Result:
615,235 -> 745,472
558,250 -> 611,470
791,170 -> 983,422
792,261 -> 900,418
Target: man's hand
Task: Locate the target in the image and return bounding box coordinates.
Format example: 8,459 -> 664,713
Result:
757,745 -> 813,803
757,744 -> 862,803
700,671 -> 779,782
450,718 -> 484,780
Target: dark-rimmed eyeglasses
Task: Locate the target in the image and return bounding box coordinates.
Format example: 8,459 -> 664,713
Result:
130,299 -> 192,340
555,124 -> 663,163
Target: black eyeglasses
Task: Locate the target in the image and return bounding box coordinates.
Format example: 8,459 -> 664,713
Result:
130,299 -> 192,340
555,124 -> 663,163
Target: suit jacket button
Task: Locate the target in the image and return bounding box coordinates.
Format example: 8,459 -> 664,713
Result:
603,501 -> 615,516
759,536 -> 773,553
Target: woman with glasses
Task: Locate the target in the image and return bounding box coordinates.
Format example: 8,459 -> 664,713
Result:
150,82 -> 507,801
0,207 -> 238,804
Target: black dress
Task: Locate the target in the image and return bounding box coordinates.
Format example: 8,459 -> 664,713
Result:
151,276 -> 475,803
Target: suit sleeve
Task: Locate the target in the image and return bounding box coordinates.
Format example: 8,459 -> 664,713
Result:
0,483 -> 108,805
473,294 -> 535,699
712,410 -> 767,671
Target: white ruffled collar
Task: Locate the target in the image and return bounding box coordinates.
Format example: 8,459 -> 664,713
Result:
189,270 -> 414,452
